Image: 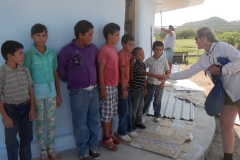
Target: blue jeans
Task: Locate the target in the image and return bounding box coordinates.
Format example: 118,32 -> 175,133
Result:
69,87 -> 101,157
164,48 -> 174,62
143,83 -> 163,118
117,85 -> 133,135
131,88 -> 144,125
4,102 -> 33,160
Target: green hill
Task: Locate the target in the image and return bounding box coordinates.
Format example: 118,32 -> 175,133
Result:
155,17 -> 240,34
175,17 -> 240,32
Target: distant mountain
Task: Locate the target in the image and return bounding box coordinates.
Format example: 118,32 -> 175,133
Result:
175,17 -> 240,32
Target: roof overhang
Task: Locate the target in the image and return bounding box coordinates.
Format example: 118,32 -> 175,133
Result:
155,0 -> 205,12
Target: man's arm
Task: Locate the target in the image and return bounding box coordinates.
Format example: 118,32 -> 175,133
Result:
161,28 -> 173,36
54,70 -> 62,107
98,62 -> 107,99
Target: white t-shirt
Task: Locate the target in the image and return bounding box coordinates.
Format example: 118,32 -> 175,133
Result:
163,31 -> 176,50
169,42 -> 240,102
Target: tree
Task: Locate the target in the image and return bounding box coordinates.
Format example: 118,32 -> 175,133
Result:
176,29 -> 195,39
217,32 -> 240,50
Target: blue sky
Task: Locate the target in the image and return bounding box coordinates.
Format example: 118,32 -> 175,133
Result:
155,0 -> 240,27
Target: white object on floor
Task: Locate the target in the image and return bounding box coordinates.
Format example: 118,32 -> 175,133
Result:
175,92 -> 205,108
235,114 -> 240,125
165,79 -> 205,91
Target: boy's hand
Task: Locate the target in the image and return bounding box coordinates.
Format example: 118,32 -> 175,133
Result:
100,89 -> 108,99
160,82 -> 165,89
29,109 -> 34,121
144,88 -> 147,95
3,116 -> 14,128
122,89 -> 128,99
56,95 -> 62,107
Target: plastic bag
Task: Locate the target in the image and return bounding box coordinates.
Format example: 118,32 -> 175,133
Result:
204,67 -> 225,116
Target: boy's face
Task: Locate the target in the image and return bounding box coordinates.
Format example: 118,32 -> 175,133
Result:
108,30 -> 120,45
79,28 -> 93,46
31,30 -> 48,47
8,48 -> 24,64
134,49 -> 145,62
122,40 -> 135,53
153,46 -> 163,57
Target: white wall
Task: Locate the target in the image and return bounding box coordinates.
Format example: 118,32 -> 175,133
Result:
135,0 -> 156,59
0,0 -> 125,159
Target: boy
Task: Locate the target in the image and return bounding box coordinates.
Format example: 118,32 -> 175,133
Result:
98,23 -> 121,151
117,34 -> 138,143
58,20 -> 101,160
142,41 -> 170,122
23,23 -> 62,160
131,47 -> 162,130
0,40 -> 35,160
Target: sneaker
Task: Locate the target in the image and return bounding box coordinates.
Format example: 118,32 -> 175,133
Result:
79,154 -> 93,160
48,152 -> 61,160
128,131 -> 138,138
154,117 -> 160,122
135,123 -> 146,129
118,134 -> 131,142
40,153 -> 49,160
102,137 -> 118,151
89,151 -> 100,160
110,133 -> 121,144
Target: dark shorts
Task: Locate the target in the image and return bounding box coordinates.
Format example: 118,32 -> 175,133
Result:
224,91 -> 240,108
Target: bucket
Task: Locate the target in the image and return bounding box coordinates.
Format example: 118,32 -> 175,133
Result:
171,62 -> 180,73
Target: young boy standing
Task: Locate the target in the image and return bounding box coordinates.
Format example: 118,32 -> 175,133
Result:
58,20 -> 101,160
142,41 -> 170,122
98,23 -> 121,151
0,40 -> 35,160
117,34 -> 138,142
131,47 -> 162,130
24,23 -> 62,160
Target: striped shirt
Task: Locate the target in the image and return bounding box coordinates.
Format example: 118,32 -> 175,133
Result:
0,64 -> 33,104
131,60 -> 146,90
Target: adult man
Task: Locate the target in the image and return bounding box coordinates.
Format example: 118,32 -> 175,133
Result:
161,25 -> 176,72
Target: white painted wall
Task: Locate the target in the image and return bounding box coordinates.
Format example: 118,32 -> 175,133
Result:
135,0 -> 156,59
0,0 -> 125,159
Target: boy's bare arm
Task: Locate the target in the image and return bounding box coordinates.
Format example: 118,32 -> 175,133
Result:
140,70 -> 159,78
0,95 -> 14,128
28,85 -> 35,121
120,66 -> 128,99
54,70 -> 62,107
98,62 -> 107,99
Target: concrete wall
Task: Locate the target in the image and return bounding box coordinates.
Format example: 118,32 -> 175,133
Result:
0,1 -> 125,159
135,0 -> 156,58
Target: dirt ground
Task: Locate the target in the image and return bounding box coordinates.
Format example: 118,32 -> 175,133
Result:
180,65 -> 240,160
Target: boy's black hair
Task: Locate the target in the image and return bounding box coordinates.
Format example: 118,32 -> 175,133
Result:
74,20 -> 94,38
121,34 -> 134,44
152,41 -> 164,49
1,40 -> 23,60
132,47 -> 142,56
103,23 -> 120,40
31,23 -> 48,35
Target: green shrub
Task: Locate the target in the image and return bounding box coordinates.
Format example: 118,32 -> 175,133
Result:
217,32 -> 240,50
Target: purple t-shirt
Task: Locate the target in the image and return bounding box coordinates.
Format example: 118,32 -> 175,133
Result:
57,40 -> 98,90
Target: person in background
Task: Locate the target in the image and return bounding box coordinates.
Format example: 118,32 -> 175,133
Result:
24,23 -> 62,160
161,25 -> 176,72
158,27 -> 240,160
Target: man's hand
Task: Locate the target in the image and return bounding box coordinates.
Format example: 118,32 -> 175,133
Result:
122,89 -> 128,99
56,95 -> 62,107
29,109 -> 34,121
208,64 -> 220,75
100,89 -> 108,99
3,115 -> 14,128
160,82 -> 165,89
157,75 -> 169,82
